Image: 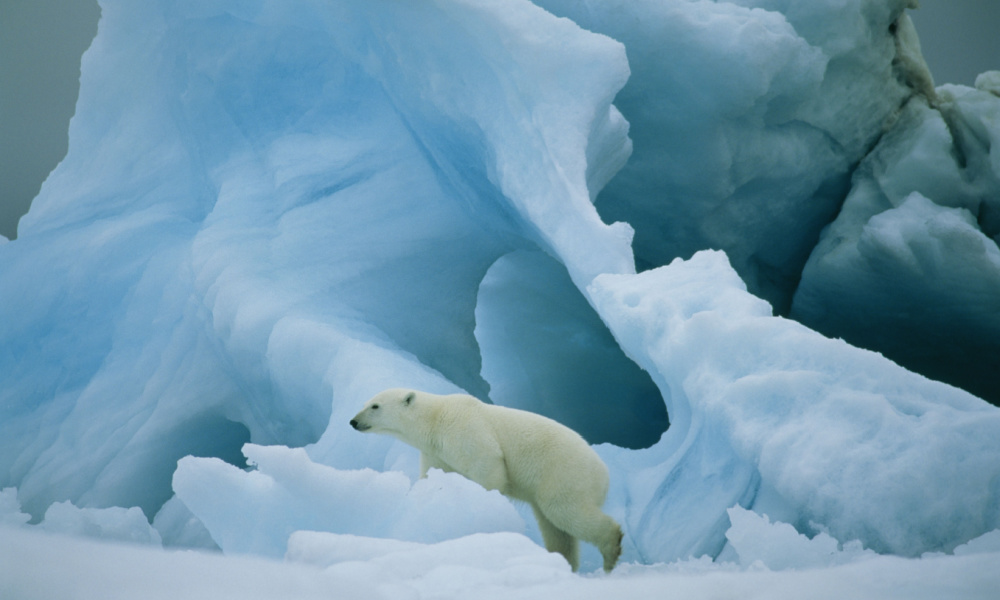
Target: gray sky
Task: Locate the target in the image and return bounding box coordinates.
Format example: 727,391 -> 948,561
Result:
1,0 -> 997,240
1,0 -> 99,240
910,0 -> 1000,88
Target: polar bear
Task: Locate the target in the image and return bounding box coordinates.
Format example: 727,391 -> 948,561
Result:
350,388 -> 623,572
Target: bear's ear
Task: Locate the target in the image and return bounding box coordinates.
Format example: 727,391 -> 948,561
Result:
404,392 -> 415,406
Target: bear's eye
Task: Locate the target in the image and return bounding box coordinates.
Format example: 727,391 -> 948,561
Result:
371,404 -> 380,410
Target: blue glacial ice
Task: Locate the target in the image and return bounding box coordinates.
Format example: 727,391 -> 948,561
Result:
536,0 -> 920,311
2,0 -> 1000,575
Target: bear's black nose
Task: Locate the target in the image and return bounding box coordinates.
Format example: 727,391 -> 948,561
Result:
350,419 -> 359,430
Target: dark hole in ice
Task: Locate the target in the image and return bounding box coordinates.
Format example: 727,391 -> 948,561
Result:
139,416 -> 253,520
475,250 -> 669,449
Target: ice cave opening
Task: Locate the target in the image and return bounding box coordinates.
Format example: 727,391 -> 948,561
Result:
475,250 -> 668,449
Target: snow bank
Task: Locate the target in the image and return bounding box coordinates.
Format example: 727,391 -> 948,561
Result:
172,444 -> 524,558
286,531 -> 572,598
724,506 -> 875,569
1,486 -> 162,545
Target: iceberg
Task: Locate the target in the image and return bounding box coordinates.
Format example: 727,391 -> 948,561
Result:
2,0 -> 1000,591
1,0 -> 637,523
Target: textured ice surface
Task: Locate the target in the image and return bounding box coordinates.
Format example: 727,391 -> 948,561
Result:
724,506 -> 875,569
1,0 -> 999,581
535,0 -> 921,312
590,251 -> 1000,561
793,87 -> 1000,403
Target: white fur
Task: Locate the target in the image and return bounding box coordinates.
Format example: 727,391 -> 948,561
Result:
350,388 -> 623,572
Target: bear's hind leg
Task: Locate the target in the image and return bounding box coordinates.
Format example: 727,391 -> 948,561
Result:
599,517 -> 623,572
580,510 -> 621,573
539,502 -> 621,572
532,504 -> 579,571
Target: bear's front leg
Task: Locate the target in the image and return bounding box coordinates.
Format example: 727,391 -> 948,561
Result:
438,428 -> 510,495
420,452 -> 454,478
462,455 -> 510,495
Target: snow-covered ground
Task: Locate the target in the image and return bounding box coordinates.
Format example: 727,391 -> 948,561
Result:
2,0 -> 999,597
4,524 -> 1000,600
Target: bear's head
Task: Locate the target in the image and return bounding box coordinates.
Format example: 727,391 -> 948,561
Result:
350,388 -> 418,435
